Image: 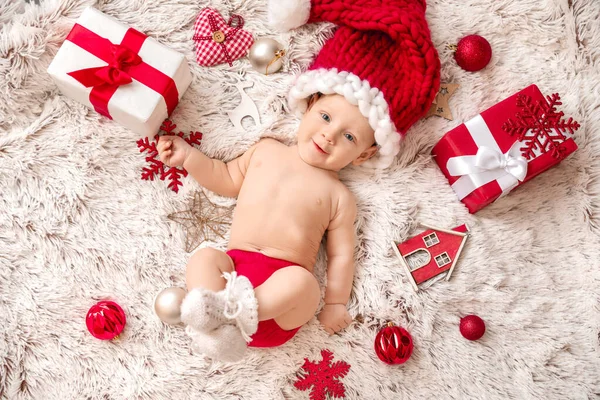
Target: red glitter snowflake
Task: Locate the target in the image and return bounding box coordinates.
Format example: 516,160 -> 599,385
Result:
294,349 -> 350,400
137,120 -> 203,193
502,93 -> 580,160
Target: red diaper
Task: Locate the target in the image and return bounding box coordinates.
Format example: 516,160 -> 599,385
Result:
226,249 -> 301,348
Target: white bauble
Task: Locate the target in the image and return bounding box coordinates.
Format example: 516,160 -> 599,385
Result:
248,38 -> 285,75
154,287 -> 186,325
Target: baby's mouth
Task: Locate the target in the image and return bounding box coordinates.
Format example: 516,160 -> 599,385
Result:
312,140 -> 328,154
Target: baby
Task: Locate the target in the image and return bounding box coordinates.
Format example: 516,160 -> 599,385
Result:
158,0 -> 439,361
158,93 -> 378,360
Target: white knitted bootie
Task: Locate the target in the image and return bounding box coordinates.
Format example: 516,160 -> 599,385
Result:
221,271 -> 259,342
186,324 -> 247,362
182,271 -> 258,360
180,288 -> 229,333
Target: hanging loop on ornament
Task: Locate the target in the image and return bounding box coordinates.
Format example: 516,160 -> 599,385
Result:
228,14 -> 244,28
248,38 -> 285,75
446,44 -> 458,51
266,49 -> 286,75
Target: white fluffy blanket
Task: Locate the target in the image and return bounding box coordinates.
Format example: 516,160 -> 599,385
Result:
1,0 -> 599,399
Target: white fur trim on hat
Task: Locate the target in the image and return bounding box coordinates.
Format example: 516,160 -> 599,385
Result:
288,68 -> 401,169
268,0 -> 311,32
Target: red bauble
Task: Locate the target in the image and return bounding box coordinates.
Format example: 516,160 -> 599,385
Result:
459,315 -> 486,340
374,322 -> 413,364
454,35 -> 492,72
86,301 -> 126,340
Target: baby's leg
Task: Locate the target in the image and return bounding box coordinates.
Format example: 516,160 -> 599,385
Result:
185,247 -> 234,292
181,248 -> 256,361
254,266 -> 321,331
181,248 -> 236,333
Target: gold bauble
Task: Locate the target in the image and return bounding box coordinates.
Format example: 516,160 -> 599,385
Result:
153,287 -> 186,325
248,38 -> 285,75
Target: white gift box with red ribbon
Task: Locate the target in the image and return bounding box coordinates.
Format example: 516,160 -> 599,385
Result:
47,7 -> 192,137
432,85 -> 579,213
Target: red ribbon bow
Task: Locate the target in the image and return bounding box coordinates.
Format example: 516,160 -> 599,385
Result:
69,44 -> 142,88
65,23 -> 179,120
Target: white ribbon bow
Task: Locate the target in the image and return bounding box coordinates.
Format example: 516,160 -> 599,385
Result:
449,142 -> 528,180
447,142 -> 528,200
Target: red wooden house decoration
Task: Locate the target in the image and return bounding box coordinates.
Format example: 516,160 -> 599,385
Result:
392,224 -> 469,291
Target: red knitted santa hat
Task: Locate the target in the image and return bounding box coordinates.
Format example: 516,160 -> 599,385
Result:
269,0 -> 440,168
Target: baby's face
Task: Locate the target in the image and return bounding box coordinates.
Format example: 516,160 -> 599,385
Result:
296,94 -> 377,171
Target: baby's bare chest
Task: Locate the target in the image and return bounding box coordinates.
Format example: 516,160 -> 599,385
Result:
238,157 -> 336,220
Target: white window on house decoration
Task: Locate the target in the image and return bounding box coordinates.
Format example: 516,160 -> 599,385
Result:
423,232 -> 440,248
435,252 -> 451,267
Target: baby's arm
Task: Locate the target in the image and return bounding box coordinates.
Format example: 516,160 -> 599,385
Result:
318,192 -> 357,334
158,136 -> 261,198
183,143 -> 259,198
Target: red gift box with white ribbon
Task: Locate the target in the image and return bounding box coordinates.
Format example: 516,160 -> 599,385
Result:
432,84 -> 579,213
47,7 -> 192,137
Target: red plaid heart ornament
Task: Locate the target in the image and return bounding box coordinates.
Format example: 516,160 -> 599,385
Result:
193,8 -> 254,67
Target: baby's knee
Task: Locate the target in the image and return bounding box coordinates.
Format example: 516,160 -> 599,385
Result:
295,268 -> 320,313
289,266 -> 320,297
189,247 -> 220,262
186,247 -> 233,272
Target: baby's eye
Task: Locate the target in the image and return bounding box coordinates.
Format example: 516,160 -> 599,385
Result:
344,133 -> 355,142
321,113 -> 331,122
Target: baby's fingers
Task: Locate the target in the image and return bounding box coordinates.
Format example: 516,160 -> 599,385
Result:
157,139 -> 165,153
338,319 -> 350,330
157,137 -> 172,152
159,150 -> 171,165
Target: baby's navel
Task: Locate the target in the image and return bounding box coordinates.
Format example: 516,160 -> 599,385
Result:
316,198 -> 322,205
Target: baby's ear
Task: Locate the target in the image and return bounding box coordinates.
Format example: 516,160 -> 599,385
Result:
352,145 -> 378,165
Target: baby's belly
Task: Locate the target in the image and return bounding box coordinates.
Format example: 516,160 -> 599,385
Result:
228,202 -> 328,269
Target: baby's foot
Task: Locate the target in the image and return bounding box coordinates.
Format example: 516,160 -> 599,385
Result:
222,272 -> 259,341
181,272 -> 258,343
180,288 -> 229,333
187,325 -> 247,362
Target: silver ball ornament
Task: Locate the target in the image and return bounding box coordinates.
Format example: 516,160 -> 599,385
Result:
153,287 -> 186,325
248,38 -> 285,75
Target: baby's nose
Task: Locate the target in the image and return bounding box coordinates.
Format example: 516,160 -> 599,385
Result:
322,131 -> 335,143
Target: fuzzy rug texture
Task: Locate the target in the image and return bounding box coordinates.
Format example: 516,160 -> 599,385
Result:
1,0 -> 599,399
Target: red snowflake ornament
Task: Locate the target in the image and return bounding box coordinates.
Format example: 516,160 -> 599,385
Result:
294,349 -> 350,400
502,93 -> 580,160
137,120 -> 203,193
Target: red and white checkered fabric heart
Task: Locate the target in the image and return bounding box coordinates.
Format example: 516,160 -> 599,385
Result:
193,8 -> 254,67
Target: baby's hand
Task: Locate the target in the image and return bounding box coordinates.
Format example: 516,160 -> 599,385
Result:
317,303 -> 352,335
157,136 -> 192,168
